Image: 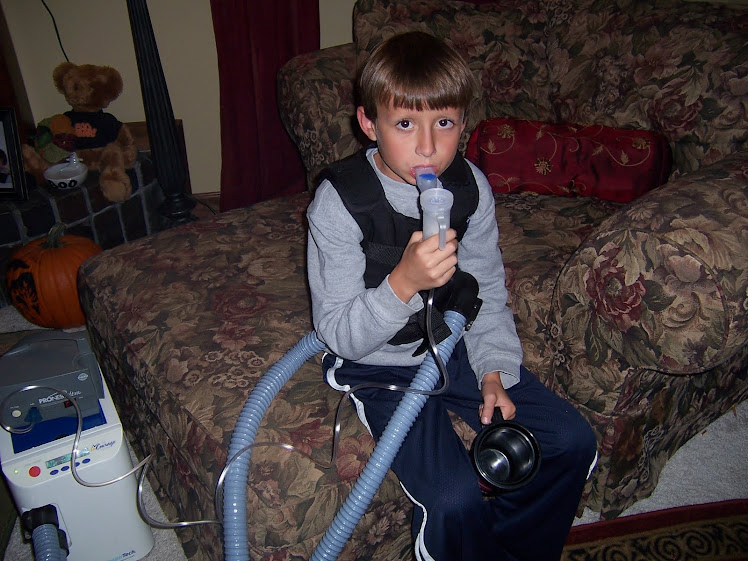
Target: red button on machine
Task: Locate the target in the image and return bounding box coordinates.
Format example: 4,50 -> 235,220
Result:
28,466 -> 41,478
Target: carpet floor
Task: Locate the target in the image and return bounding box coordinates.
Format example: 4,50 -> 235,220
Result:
563,499 -> 748,561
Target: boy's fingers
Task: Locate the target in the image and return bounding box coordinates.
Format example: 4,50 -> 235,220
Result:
479,398 -> 496,425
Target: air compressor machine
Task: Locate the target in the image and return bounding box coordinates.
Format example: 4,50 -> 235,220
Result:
0,330 -> 154,561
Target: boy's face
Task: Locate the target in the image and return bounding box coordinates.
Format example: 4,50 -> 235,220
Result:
357,102 -> 466,186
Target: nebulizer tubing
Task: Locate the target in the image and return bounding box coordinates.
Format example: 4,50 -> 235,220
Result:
29,522 -> 67,561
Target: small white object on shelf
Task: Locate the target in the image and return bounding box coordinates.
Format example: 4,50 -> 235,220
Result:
42,152 -> 88,190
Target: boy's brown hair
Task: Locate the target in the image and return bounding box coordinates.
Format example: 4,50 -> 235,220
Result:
358,31 -> 478,121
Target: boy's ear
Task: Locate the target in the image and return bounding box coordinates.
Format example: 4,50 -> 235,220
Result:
357,106 -> 378,142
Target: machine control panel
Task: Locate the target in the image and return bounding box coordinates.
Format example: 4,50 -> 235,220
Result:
2,411 -> 123,488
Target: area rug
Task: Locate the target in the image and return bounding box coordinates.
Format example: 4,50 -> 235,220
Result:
562,499 -> 748,561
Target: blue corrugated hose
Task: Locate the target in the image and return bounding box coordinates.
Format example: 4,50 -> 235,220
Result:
223,311 -> 466,561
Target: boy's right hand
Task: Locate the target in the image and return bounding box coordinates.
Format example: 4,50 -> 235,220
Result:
388,229 -> 458,303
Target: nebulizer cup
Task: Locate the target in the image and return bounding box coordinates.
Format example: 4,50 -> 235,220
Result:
416,167 -> 453,250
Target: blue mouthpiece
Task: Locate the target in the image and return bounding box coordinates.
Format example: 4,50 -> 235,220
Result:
416,173 -> 438,192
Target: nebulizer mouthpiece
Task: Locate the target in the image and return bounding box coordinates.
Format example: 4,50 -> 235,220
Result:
416,167 -> 453,250
415,167 -> 438,193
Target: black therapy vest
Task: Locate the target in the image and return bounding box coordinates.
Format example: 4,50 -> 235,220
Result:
319,149 -> 480,353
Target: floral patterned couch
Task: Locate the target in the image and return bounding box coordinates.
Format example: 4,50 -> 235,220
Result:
277,0 -> 748,517
76,0 -> 747,560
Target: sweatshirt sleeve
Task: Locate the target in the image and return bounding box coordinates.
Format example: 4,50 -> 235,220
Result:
459,161 -> 523,389
306,180 -> 423,360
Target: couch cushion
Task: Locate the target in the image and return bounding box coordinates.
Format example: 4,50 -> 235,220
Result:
353,0 -> 556,131
494,191 -> 621,381
467,117 -> 673,202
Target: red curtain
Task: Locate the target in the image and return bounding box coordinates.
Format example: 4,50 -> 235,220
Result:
209,1 -> 320,211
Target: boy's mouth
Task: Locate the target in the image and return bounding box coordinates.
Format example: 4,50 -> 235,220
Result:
411,165 -> 438,178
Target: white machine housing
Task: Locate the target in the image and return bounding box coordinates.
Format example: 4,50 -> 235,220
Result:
0,330 -> 154,561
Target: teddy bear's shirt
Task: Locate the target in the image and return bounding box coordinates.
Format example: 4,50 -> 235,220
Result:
64,110 -> 123,150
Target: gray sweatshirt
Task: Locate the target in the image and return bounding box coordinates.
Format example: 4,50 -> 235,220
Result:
306,147 -> 523,389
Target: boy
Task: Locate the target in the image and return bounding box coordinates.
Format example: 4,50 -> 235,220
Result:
307,31 -> 597,561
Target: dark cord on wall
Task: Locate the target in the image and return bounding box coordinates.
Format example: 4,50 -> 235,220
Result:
41,0 -> 70,62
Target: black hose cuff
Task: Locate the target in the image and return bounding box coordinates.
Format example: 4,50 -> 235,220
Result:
445,270 -> 482,330
21,504 -> 69,553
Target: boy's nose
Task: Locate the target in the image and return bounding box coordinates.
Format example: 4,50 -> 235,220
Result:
416,129 -> 436,157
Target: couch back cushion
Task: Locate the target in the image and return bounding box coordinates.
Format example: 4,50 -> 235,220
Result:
542,0 -> 748,175
352,0 -> 556,138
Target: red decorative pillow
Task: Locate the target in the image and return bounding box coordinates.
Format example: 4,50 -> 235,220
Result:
466,118 -> 672,203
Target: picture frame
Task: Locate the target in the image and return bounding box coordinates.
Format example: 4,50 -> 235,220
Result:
0,107 -> 29,201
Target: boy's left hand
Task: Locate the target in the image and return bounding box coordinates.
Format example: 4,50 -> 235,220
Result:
479,372 -> 516,424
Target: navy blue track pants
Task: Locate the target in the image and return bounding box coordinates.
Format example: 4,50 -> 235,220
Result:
323,339 -> 597,561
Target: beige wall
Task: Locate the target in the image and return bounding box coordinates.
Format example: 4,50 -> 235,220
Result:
320,0 -> 357,48
1,0 -> 357,196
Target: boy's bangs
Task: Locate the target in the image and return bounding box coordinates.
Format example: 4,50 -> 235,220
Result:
380,73 -> 472,112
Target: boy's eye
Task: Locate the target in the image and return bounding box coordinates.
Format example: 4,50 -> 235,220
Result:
394,118 -> 455,130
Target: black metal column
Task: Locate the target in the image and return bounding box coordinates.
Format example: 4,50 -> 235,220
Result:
126,0 -> 195,225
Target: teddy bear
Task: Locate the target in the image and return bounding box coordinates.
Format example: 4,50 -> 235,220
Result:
22,62 -> 137,202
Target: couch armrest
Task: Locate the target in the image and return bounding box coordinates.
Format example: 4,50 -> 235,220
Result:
277,43 -> 363,189
549,151 -> 748,414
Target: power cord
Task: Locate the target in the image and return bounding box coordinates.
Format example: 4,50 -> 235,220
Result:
40,0 -> 70,63
189,194 -> 218,215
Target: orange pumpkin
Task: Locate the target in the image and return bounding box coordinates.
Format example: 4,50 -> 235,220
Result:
5,223 -> 103,328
